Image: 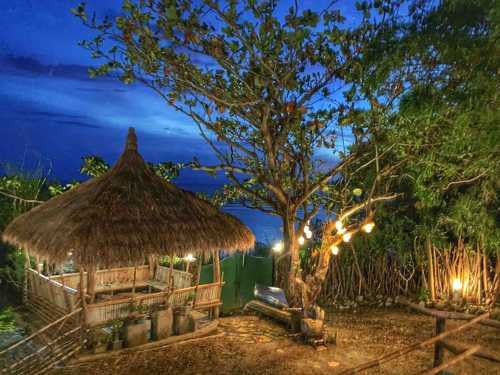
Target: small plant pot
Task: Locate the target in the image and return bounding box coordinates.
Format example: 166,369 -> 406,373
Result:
93,343 -> 108,354
112,339 -> 123,351
174,307 -> 193,335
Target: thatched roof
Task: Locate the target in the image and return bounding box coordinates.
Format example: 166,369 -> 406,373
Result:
2,128 -> 255,268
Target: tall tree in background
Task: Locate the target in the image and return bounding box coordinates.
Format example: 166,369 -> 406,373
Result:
74,0 -> 403,306
355,0 -> 500,302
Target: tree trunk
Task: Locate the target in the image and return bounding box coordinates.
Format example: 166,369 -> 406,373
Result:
282,213 -> 304,308
303,221 -> 337,309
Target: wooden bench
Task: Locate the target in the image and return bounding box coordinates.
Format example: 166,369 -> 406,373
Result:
244,299 -> 293,326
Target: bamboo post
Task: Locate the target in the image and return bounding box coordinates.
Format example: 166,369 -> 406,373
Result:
87,265 -> 97,304
433,317 -> 446,370
192,257 -> 203,309
79,268 -> 87,325
213,250 -> 221,318
23,249 -> 30,305
132,266 -> 137,295
169,255 -> 175,291
427,238 -> 436,301
148,255 -> 156,280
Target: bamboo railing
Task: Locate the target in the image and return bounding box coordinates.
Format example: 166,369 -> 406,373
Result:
27,269 -> 78,313
155,266 -> 192,289
27,268 -> 221,327
85,282 -> 222,326
0,308 -> 85,375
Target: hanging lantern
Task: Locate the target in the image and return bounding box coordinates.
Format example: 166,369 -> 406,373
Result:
305,229 -> 313,239
298,236 -> 305,245
452,278 -> 462,291
362,221 -> 375,233
272,241 -> 284,253
342,232 -> 352,242
330,245 -> 339,255
353,188 -> 363,196
335,220 -> 343,231
184,253 -> 196,262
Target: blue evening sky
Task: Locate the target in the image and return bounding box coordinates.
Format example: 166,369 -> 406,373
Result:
0,0 -> 360,241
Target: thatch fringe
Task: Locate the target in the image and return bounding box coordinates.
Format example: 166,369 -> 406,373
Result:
2,128 -> 255,267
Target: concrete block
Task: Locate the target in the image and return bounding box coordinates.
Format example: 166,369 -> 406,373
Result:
151,308 -> 173,340
125,320 -> 149,347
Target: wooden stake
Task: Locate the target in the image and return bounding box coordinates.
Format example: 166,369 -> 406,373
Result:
433,317 -> 446,369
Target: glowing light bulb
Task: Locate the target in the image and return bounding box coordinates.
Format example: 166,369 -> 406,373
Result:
298,236 -> 305,245
273,242 -> 283,253
338,227 -> 347,235
342,232 -> 352,242
335,220 -> 343,231
304,225 -> 310,233
330,245 -> 339,255
67,251 -> 73,257
452,278 -> 462,291
305,230 -> 312,239
362,222 -> 375,233
184,253 -> 196,262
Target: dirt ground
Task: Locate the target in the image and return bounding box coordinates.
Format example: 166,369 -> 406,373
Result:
54,307 -> 500,375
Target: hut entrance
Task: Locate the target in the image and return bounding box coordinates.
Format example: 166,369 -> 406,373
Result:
200,254 -> 273,312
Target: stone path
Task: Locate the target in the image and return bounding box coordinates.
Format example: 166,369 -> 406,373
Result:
218,315 -> 289,345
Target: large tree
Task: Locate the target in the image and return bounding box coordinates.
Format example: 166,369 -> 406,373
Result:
74,0 -> 403,306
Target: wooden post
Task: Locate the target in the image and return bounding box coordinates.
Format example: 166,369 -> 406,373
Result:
433,317 -> 446,371
79,268 -> 87,326
169,255 -> 175,291
213,250 -> 221,318
148,255 -> 156,280
87,265 -> 96,304
35,256 -> 42,273
192,257 -> 203,309
23,249 -> 30,305
132,266 -> 137,295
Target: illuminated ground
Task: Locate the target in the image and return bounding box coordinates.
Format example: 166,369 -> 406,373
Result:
54,307 -> 500,375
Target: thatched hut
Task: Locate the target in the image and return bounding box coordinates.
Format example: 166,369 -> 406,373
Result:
2,128 -> 254,329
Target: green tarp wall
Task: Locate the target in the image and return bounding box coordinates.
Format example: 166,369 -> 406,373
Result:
200,254 -> 273,312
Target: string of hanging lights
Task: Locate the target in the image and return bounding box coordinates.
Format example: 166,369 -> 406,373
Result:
271,192 -> 377,257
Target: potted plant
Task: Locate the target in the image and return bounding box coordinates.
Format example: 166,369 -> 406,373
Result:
129,302 -> 148,323
109,319 -> 124,350
93,331 -> 110,354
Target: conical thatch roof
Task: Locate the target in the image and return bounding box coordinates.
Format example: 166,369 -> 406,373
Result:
2,128 -> 255,268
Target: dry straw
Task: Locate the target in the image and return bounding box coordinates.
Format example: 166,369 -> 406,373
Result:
3,128 -> 255,268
